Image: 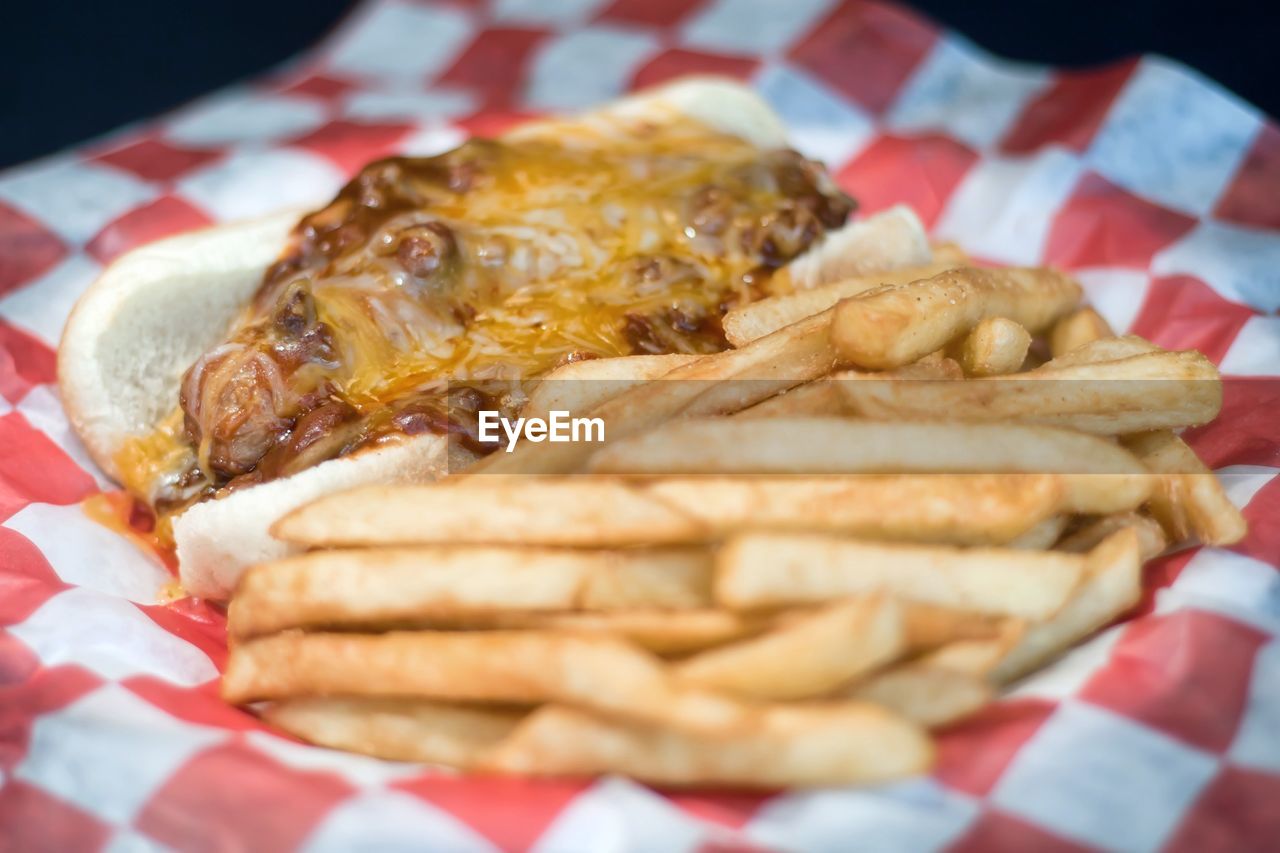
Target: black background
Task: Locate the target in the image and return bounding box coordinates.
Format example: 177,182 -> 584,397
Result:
2,0 -> 1275,169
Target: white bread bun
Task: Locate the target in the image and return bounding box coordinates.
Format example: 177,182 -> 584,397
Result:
56,77 -> 789,600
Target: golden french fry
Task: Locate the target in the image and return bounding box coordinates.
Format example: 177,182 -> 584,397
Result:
673,597 -> 905,700
725,260 -> 963,346
1049,307 -> 1114,358
831,267 -> 1082,369
264,698 -> 524,768
1007,515 -> 1069,550
478,702 -> 933,788
733,380 -> 847,418
644,474 -> 1063,546
931,242 -> 970,265
522,354 -> 701,421
845,665 -> 993,728
492,609 -> 768,656
957,317 -> 1031,376
715,533 -> 1085,619
918,620 -> 1027,678
1058,513 -> 1168,561
228,547 -> 715,640
1041,335 -> 1159,369
274,478 -> 708,548
223,630 -> 748,732
781,205 -> 932,290
991,528 -> 1142,683
838,351 -> 1222,435
901,602 -> 1006,652
589,419 -> 1148,504
1123,431 -> 1247,546
476,309 -> 840,476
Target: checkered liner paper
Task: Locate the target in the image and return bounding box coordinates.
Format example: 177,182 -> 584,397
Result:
1,0 -> 1278,850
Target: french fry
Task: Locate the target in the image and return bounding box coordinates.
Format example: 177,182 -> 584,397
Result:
845,665 -> 993,728
917,620 -> 1027,678
588,418 -> 1151,514
1057,512 -> 1168,561
643,474 -> 1064,546
991,528 -> 1142,683
781,205 -> 932,290
931,242 -> 970,265
831,267 -> 1082,369
1040,335 -> 1159,369
264,698 -> 525,768
900,603 -> 1006,652
673,597 -> 905,700
478,702 -> 933,788
724,260 -> 963,346
715,534 -> 1085,619
733,380 -> 847,419
957,317 -> 1031,376
513,609 -> 769,656
274,478 -> 708,549
838,350 -> 1222,435
476,309 -> 840,475
522,354 -> 701,421
1122,431 -> 1248,546
1007,515 -> 1069,550
1049,307 -> 1114,358
229,547 -> 715,640
223,630 -> 749,732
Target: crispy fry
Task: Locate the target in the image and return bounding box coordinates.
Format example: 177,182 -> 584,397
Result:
264,698 -> 524,767
781,205 -> 932,290
916,620 -> 1027,678
673,597 -> 905,700
274,478 -> 708,548
845,665 -> 993,728
478,702 -> 933,788
991,529 -> 1142,683
1040,335 -> 1159,369
1058,513 -> 1168,561
900,602 -> 1005,652
957,317 -> 1031,376
1123,431 -> 1248,546
646,474 -> 1062,545
715,534 -> 1085,619
228,547 -> 714,640
831,267 -> 1082,369
522,354 -> 701,421
838,350 -> 1222,435
725,260 -> 964,346
223,630 -> 748,731
476,310 -> 840,475
1049,307 -> 1114,358
733,380 -> 847,419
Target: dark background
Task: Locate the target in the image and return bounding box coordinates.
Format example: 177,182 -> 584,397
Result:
2,0 -> 1275,169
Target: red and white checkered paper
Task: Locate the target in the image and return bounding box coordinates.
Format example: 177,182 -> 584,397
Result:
2,1 -> 1278,849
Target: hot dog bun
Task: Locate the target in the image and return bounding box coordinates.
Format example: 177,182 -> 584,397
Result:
57,77 -> 790,600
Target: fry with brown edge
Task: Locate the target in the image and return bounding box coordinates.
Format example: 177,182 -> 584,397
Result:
1049,307 -> 1114,357
521,353 -> 701,422
587,418 -> 1152,514
1058,512 -> 1168,561
223,630 -> 748,732
838,350 -> 1222,435
478,702 -> 932,788
673,596 -> 905,700
831,267 -> 1082,369
274,478 -> 708,548
264,698 -> 525,768
1123,430 -> 1247,546
715,533 -> 1086,619
229,547 -> 714,640
957,317 -> 1031,376
724,259 -> 965,346
474,309 -> 839,476
1040,335 -> 1159,369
